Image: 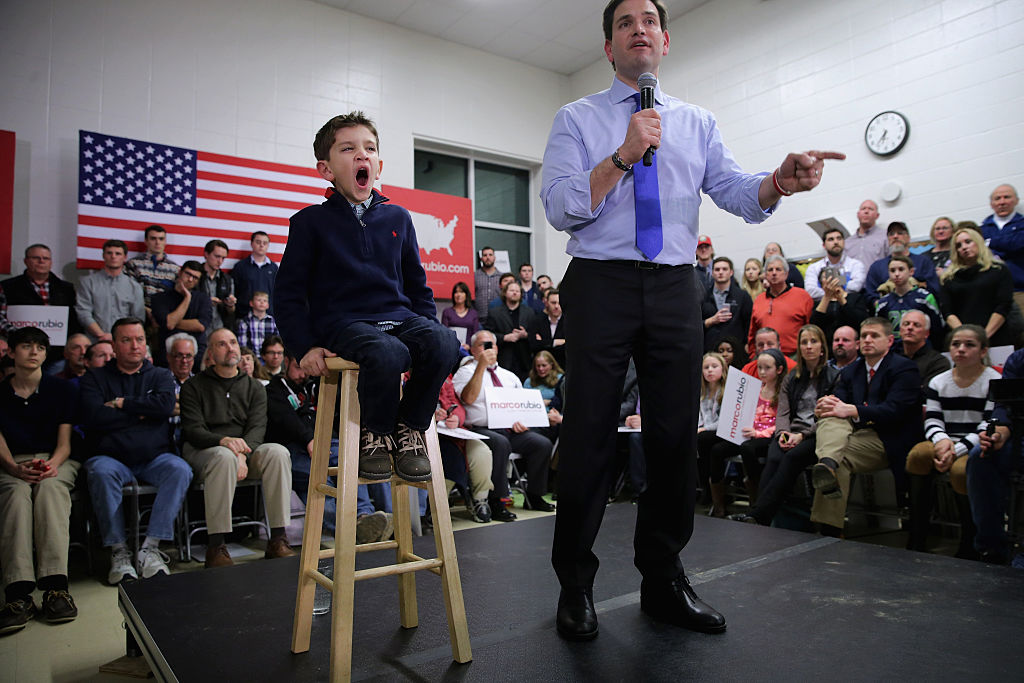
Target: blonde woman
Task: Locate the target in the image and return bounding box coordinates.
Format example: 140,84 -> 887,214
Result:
926,216 -> 954,275
741,257 -> 765,301
939,228 -> 1017,348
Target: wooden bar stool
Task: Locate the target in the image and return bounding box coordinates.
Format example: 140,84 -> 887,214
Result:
291,358 -> 472,681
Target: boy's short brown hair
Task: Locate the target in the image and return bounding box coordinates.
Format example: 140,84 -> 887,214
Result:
888,255 -> 914,270
313,111 -> 379,161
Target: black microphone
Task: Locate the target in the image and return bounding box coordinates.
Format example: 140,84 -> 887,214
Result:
638,72 -> 657,167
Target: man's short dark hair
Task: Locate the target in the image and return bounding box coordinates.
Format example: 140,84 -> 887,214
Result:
8,326 -> 50,351
480,246 -> 494,253
261,335 -> 285,355
861,316 -> 893,336
712,256 -> 734,270
603,0 -> 669,41
24,244 -> 50,256
205,239 -> 229,254
144,225 -> 166,238
821,227 -> 844,242
544,288 -> 559,300
250,231 -> 269,243
86,340 -> 113,361
102,239 -> 128,254
181,260 -> 204,275
519,262 -> 532,271
111,317 -> 145,339
313,111 -> 380,162
886,221 -> 909,235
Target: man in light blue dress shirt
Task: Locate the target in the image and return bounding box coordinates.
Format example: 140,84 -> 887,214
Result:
541,0 -> 844,642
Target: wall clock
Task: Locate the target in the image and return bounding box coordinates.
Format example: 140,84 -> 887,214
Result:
865,111 -> 909,157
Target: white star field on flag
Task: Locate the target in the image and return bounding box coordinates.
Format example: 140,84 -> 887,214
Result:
78,132 -> 197,215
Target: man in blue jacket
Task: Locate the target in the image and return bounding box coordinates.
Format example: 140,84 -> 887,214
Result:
810,316 -> 923,532
275,112 -> 459,483
80,317 -> 193,584
980,184 -> 1024,311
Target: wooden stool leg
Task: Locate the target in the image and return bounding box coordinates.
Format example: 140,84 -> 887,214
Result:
291,370 -> 339,654
424,422 -> 472,664
392,480 -> 418,629
330,368 -> 361,683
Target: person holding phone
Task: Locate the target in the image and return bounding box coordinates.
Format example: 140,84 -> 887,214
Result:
453,331 -> 555,520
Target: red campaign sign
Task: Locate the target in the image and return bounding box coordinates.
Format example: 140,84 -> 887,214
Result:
381,184 -> 473,301
0,130 -> 14,274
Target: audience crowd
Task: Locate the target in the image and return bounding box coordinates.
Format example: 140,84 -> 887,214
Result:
1,185 -> 1023,637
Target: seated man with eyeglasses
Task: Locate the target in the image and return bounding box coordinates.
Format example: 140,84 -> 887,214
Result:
150,260 -> 212,368
165,333 -> 197,452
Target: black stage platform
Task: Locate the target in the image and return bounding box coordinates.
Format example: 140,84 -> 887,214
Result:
120,504 -> 1023,681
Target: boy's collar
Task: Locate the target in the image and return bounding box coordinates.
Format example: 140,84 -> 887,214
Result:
324,186 -> 385,207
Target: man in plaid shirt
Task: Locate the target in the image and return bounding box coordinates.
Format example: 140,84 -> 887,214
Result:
125,225 -> 179,309
0,244 -> 81,371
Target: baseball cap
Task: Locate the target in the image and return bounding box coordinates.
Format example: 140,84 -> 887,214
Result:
697,235 -> 713,247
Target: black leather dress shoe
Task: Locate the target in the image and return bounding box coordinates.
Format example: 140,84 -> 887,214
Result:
556,587 -> 598,641
640,574 -> 726,634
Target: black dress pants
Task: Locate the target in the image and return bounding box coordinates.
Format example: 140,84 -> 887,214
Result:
749,435 -> 817,525
552,259 -> 701,589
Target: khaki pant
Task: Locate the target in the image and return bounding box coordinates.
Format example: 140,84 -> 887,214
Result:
182,443 -> 291,535
0,454 -> 80,589
443,440 -> 494,502
811,418 -> 889,529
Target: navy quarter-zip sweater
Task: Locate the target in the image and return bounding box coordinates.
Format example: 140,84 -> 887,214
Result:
79,360 -> 177,466
274,189 -> 437,360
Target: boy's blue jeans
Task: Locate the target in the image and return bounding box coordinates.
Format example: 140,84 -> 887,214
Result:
329,316 -> 460,435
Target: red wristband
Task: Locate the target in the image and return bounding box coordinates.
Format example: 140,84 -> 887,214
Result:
772,169 -> 793,197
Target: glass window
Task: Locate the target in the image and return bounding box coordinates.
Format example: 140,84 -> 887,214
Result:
475,227 -> 530,278
475,162 -> 529,226
414,151 -> 467,198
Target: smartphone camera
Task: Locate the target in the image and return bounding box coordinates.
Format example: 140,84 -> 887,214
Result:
482,341 -> 494,350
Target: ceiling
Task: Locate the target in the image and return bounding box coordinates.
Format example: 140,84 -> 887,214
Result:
314,0 -> 710,75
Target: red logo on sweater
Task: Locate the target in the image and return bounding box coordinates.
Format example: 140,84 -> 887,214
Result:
392,230 -> 397,237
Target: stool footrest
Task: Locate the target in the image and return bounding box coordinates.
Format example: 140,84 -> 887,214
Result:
307,569 -> 333,591
315,483 -> 337,498
354,557 -> 443,581
315,541 -> 398,559
403,552 -> 442,576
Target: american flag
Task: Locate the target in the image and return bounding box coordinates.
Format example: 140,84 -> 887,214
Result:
76,130 -> 327,270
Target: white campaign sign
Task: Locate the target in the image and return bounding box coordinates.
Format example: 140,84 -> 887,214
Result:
716,370 -> 763,446
5,305 -> 70,346
484,387 -> 549,429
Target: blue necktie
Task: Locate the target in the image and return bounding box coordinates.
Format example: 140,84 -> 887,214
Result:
632,93 -> 663,260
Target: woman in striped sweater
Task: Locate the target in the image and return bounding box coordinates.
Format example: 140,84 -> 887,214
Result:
904,325 -> 999,557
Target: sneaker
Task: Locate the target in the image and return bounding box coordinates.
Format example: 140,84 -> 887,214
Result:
355,511 -> 392,544
108,546 -> 139,585
392,424 -> 432,482
470,498 -> 492,523
136,545 -> 171,579
811,459 -> 842,499
359,430 -> 394,480
40,590 -> 78,624
490,500 -> 517,523
0,597 -> 35,635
